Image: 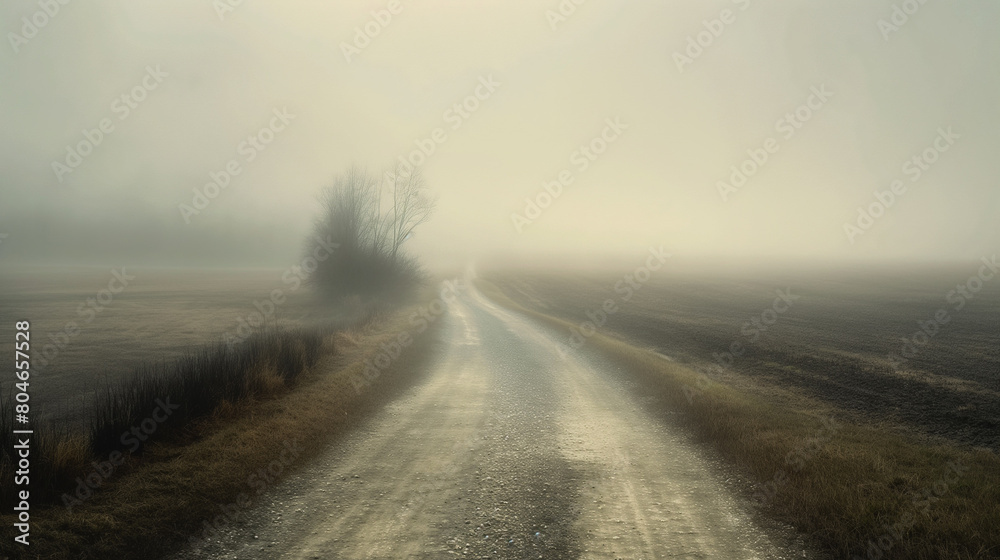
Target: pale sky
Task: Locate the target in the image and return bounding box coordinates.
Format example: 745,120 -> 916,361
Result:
1,0 -> 997,268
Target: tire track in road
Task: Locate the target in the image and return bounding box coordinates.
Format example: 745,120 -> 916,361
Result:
172,304 -> 490,560
172,284 -> 811,559
471,286 -> 808,559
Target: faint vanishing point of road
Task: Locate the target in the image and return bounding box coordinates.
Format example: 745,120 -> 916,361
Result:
174,286 -> 811,559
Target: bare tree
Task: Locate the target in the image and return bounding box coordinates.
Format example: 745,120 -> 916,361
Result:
310,164 -> 434,299
384,163 -> 434,263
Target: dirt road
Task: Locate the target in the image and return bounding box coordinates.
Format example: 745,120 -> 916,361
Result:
173,284 -> 810,559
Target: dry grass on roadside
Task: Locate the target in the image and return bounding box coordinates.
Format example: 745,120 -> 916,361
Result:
476,278 -> 1000,560
0,307 -> 443,560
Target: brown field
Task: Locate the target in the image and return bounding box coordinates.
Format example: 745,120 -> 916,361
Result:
476,263 -> 1000,560
0,303 -> 444,560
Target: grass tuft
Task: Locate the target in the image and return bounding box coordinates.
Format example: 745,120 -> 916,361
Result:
0,327 -> 330,508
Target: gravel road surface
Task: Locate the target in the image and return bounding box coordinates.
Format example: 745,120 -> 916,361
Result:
172,284 -> 810,559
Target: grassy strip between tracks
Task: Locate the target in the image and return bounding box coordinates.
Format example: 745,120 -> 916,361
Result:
0,305 -> 443,560
475,278 -> 1000,560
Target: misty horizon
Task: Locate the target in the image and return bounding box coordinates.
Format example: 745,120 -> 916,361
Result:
2,1 -> 998,270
